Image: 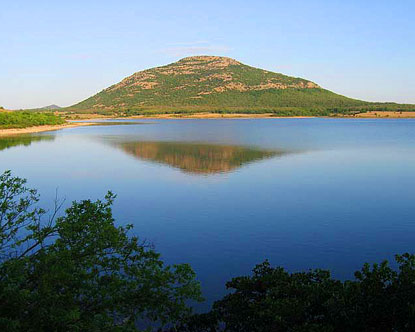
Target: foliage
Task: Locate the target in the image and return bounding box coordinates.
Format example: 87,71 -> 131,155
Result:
180,257 -> 415,332
0,171 -> 202,331
0,112 -> 65,129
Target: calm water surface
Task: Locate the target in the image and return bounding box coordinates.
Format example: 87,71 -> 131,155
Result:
1,118 -> 415,308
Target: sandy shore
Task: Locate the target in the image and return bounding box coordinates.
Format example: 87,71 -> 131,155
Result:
123,112 -> 415,119
64,112 -> 308,120
0,122 -> 95,137
68,111 -> 415,120
118,113 -> 314,119
353,111 -> 415,118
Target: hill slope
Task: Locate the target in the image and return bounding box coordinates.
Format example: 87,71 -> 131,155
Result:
69,56 -> 366,114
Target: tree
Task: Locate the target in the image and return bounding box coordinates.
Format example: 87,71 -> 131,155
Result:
0,170 -> 202,331
180,258 -> 415,331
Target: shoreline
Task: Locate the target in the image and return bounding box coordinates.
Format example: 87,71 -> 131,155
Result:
118,111 -> 415,120
65,113 -> 313,120
0,122 -> 95,137
68,111 -> 415,121
118,113 -> 314,120
1,110 -> 415,137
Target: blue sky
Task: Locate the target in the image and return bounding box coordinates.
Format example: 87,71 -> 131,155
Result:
1,0 -> 414,109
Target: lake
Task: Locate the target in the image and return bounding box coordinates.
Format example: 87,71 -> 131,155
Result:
1,118 -> 415,309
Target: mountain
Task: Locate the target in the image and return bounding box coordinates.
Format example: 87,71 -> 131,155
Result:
24,104 -> 62,111
69,56 -> 366,114
39,104 -> 61,110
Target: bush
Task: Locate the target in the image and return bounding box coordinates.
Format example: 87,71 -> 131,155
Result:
180,257 -> 415,331
0,112 -> 65,129
0,171 -> 202,331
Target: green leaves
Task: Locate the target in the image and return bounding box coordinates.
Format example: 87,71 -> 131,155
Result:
0,171 -> 202,331
181,257 -> 415,332
0,170 -> 44,258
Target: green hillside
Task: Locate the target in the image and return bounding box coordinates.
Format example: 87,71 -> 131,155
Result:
68,56 -> 368,115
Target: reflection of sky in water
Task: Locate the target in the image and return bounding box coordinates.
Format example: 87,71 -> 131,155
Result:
1,118 -> 415,310
63,118 -> 415,151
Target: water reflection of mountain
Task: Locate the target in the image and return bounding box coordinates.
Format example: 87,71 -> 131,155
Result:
112,141 -> 287,174
0,135 -> 55,152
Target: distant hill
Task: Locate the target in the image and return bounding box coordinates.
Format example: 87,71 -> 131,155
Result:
68,56 -> 369,115
22,104 -> 62,112
39,104 -> 61,110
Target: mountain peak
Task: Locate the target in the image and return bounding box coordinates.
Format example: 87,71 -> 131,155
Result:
177,55 -> 242,66
41,104 -> 61,110
70,56 -> 362,112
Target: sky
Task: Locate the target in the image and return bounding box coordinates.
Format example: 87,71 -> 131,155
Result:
1,0 -> 414,109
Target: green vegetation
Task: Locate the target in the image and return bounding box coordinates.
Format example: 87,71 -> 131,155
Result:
66,56 -> 415,116
181,257 -> 415,331
0,112 -> 65,129
67,56 -> 370,115
0,171 -> 202,331
1,171 -> 415,331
